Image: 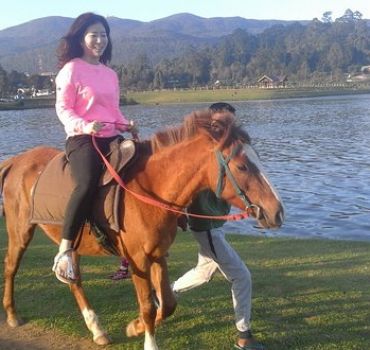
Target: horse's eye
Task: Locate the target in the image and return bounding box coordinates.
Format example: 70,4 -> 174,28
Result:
237,164 -> 248,172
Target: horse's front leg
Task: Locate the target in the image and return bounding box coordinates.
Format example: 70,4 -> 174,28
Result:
69,255 -> 110,346
150,257 -> 177,325
126,255 -> 158,350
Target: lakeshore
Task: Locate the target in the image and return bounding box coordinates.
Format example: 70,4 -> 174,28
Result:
127,85 -> 370,105
1,96 -> 369,242
0,94 -> 137,110
1,86 -> 370,110
0,219 -> 369,349
0,96 -> 56,110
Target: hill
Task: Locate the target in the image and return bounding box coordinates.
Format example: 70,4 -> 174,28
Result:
0,13 -> 305,73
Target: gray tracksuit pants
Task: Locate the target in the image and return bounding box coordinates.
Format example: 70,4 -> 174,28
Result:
172,228 -> 252,332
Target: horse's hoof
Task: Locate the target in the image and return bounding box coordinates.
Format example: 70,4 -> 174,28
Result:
126,322 -> 139,337
93,333 -> 111,346
7,316 -> 24,328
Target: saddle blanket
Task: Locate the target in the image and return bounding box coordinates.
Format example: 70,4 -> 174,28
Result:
30,139 -> 136,232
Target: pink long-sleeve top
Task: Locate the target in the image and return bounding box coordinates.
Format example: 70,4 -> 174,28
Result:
55,58 -> 129,138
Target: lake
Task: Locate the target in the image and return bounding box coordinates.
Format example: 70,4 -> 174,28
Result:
0,94 -> 369,241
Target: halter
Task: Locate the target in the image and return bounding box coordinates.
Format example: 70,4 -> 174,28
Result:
215,143 -> 258,213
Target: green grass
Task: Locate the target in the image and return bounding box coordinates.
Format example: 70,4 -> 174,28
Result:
127,86 -> 370,105
2,87 -> 370,110
1,218 -> 370,349
0,97 -> 56,110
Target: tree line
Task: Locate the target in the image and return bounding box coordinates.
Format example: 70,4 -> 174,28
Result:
118,9 -> 370,90
0,68 -> 54,98
1,9 -> 370,97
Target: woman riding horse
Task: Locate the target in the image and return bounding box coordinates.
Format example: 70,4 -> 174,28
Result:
53,12 -> 137,284
0,109 -> 284,349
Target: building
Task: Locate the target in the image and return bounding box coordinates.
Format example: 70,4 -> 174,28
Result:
257,74 -> 287,88
346,66 -> 370,83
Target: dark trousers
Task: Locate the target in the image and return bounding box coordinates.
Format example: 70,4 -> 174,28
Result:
62,135 -> 117,241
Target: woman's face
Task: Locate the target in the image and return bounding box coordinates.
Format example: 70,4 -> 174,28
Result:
81,22 -> 108,63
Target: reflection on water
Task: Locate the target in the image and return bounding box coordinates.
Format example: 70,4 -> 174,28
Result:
0,94 -> 369,241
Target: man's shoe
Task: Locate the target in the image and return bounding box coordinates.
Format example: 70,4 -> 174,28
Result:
110,268 -> 130,281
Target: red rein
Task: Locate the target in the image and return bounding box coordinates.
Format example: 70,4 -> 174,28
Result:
92,136 -> 250,221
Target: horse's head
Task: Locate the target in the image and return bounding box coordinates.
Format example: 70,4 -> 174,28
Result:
149,109 -> 284,229
205,111 -> 285,229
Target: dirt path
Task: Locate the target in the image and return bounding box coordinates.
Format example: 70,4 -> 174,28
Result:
0,313 -> 106,350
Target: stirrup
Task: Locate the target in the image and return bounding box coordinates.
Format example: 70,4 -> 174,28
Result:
52,248 -> 79,284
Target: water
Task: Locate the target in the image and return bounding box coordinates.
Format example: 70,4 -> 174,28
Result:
0,94 -> 369,241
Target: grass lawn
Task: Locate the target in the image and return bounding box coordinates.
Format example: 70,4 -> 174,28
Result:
0,218 -> 369,349
2,87 -> 370,110
126,87 -> 370,105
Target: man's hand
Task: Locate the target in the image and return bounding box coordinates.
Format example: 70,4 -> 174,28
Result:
128,120 -> 139,140
177,215 -> 188,232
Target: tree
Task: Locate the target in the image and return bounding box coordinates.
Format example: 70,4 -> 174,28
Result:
322,11 -> 333,23
353,11 -> 363,21
123,54 -> 154,90
327,42 -> 347,71
336,9 -> 355,23
27,74 -> 52,91
153,68 -> 164,90
7,70 -> 29,94
180,47 -> 210,87
0,65 -> 9,97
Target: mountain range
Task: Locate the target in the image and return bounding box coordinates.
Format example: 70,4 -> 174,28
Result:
0,13 -> 307,74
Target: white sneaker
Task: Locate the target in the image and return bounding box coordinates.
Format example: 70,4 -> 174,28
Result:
52,249 -> 78,284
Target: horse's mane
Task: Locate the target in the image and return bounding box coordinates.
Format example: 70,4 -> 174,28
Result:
149,109 -> 251,153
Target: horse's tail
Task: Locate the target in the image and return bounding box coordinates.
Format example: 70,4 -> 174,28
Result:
0,158 -> 13,217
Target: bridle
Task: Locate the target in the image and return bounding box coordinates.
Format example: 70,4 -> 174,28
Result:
215,143 -> 260,217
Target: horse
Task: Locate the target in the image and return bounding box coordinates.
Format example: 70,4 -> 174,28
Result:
0,109 -> 284,350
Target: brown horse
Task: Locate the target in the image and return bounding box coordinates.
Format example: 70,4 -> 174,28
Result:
0,109 -> 284,350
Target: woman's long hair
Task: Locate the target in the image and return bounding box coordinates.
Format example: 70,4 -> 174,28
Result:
56,12 -> 112,68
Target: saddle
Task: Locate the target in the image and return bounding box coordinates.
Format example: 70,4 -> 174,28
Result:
30,139 -> 136,234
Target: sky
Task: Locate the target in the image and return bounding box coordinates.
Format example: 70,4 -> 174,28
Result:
1,0 -> 370,31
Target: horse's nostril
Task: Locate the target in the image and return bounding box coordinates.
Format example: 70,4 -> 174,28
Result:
275,210 -> 284,226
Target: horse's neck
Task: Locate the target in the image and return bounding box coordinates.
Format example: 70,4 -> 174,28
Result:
133,136 -> 213,207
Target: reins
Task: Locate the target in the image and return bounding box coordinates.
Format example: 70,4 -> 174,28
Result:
92,135 -> 250,221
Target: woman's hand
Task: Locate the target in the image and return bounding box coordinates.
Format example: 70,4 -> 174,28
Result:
83,121 -> 104,134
